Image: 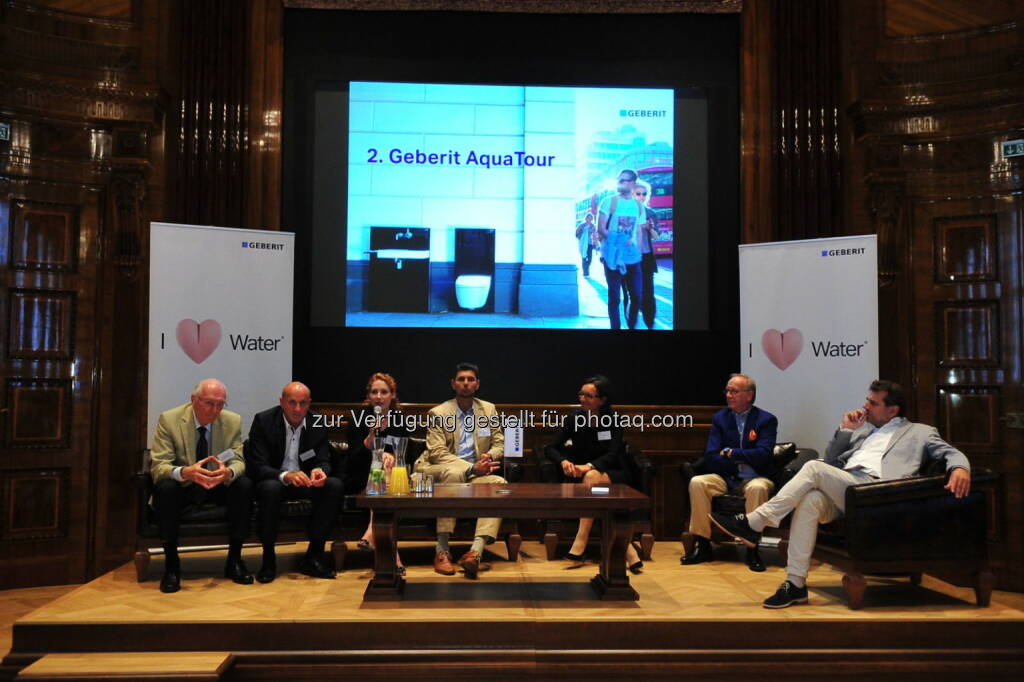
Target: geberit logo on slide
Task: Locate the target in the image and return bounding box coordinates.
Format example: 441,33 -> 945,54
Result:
242,241 -> 285,251
620,109 -> 667,118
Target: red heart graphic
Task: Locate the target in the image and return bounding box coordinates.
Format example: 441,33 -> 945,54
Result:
761,328 -> 803,370
176,319 -> 222,364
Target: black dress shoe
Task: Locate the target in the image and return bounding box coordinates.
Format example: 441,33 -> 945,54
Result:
256,564 -> 277,584
746,547 -> 766,573
709,512 -> 762,548
224,558 -> 254,585
160,569 -> 180,593
628,561 -> 644,575
681,538 -> 713,565
298,554 -> 336,579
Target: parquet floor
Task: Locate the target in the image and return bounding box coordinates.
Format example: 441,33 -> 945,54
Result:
12,541 -> 1024,627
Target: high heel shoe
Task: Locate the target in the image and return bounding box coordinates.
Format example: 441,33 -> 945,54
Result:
564,551 -> 586,568
356,538 -> 373,552
628,561 -> 644,575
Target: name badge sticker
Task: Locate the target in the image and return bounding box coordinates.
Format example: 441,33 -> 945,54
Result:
478,427 -> 491,438
216,449 -> 235,462
299,449 -> 316,462
597,430 -> 612,441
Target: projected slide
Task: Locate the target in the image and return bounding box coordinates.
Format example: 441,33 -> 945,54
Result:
346,82 -> 674,330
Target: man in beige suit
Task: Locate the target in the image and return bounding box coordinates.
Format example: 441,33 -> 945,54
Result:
150,378 -> 254,593
416,362 -> 505,579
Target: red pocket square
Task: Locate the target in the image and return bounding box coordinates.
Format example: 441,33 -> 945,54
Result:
748,429 -> 757,441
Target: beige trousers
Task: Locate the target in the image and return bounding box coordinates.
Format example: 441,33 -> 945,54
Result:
435,468 -> 506,539
688,473 -> 774,539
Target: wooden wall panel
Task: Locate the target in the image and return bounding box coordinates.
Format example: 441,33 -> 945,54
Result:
844,0 -> 1024,591
0,0 -> 161,589
936,301 -> 999,367
1,469 -> 69,541
4,380 -> 71,448
10,202 -> 79,271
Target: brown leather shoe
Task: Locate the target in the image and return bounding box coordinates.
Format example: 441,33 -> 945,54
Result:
457,550 -> 481,579
433,550 -> 456,576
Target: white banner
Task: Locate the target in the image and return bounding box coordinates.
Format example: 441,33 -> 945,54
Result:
739,235 -> 878,455
147,223 -> 294,445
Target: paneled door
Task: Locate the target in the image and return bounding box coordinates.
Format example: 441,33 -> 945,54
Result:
0,179 -> 102,588
911,196 -> 1023,591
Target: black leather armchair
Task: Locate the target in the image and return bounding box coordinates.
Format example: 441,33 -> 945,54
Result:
808,464 -> 997,609
679,443 -> 816,555
537,442 -> 656,561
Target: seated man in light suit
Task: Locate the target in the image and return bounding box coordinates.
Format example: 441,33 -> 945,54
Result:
416,362 -> 505,579
245,381 -> 344,583
682,373 -> 778,572
712,379 -> 971,608
150,378 -> 254,593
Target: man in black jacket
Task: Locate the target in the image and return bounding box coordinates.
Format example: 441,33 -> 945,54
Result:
246,381 -> 343,583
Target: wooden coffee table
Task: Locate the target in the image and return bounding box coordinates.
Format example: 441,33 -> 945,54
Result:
357,482 -> 650,601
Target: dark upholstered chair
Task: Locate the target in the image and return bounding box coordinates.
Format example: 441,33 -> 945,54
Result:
537,442 -> 656,561
679,442 -> 814,555
806,464 -> 997,609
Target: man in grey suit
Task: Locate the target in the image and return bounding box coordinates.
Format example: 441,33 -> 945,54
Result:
711,379 -> 971,608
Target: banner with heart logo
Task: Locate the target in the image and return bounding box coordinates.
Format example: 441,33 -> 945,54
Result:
147,223 -> 295,445
739,235 -> 878,454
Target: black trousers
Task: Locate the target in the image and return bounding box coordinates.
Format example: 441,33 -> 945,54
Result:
255,477 -> 344,546
640,252 -> 658,329
153,475 -> 254,546
605,262 -> 641,329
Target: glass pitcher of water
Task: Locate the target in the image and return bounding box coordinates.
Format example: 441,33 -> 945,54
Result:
367,436 -> 386,494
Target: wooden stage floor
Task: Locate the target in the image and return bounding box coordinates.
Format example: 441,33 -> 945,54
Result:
4,541 -> 1023,679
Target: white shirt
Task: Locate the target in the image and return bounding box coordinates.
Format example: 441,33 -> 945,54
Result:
843,416 -> 906,479
280,415 -> 305,483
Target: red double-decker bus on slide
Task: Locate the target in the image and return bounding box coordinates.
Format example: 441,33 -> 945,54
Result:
575,165 -> 673,256
637,165 -> 673,255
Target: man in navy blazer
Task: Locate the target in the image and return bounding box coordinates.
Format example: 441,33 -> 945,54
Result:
246,381 -> 344,583
682,373 -> 778,572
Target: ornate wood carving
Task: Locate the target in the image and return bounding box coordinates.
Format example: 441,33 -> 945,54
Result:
867,179 -> 904,286
111,170 -> 145,278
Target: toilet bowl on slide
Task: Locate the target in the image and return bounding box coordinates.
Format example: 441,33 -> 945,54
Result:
455,274 -> 492,310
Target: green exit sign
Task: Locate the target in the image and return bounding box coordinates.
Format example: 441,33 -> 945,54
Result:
1003,139 -> 1024,158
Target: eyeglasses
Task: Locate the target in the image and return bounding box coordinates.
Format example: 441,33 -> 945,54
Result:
724,388 -> 751,395
197,398 -> 226,409
578,392 -> 599,399
634,191 -> 648,197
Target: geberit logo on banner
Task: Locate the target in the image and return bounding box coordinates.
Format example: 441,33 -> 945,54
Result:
147,223 -> 295,445
739,235 -> 878,454
242,240 -> 286,250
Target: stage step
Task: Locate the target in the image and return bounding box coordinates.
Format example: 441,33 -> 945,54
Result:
16,652 -> 233,680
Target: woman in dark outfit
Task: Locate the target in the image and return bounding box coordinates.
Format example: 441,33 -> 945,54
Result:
544,375 -> 643,573
346,372 -> 407,573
